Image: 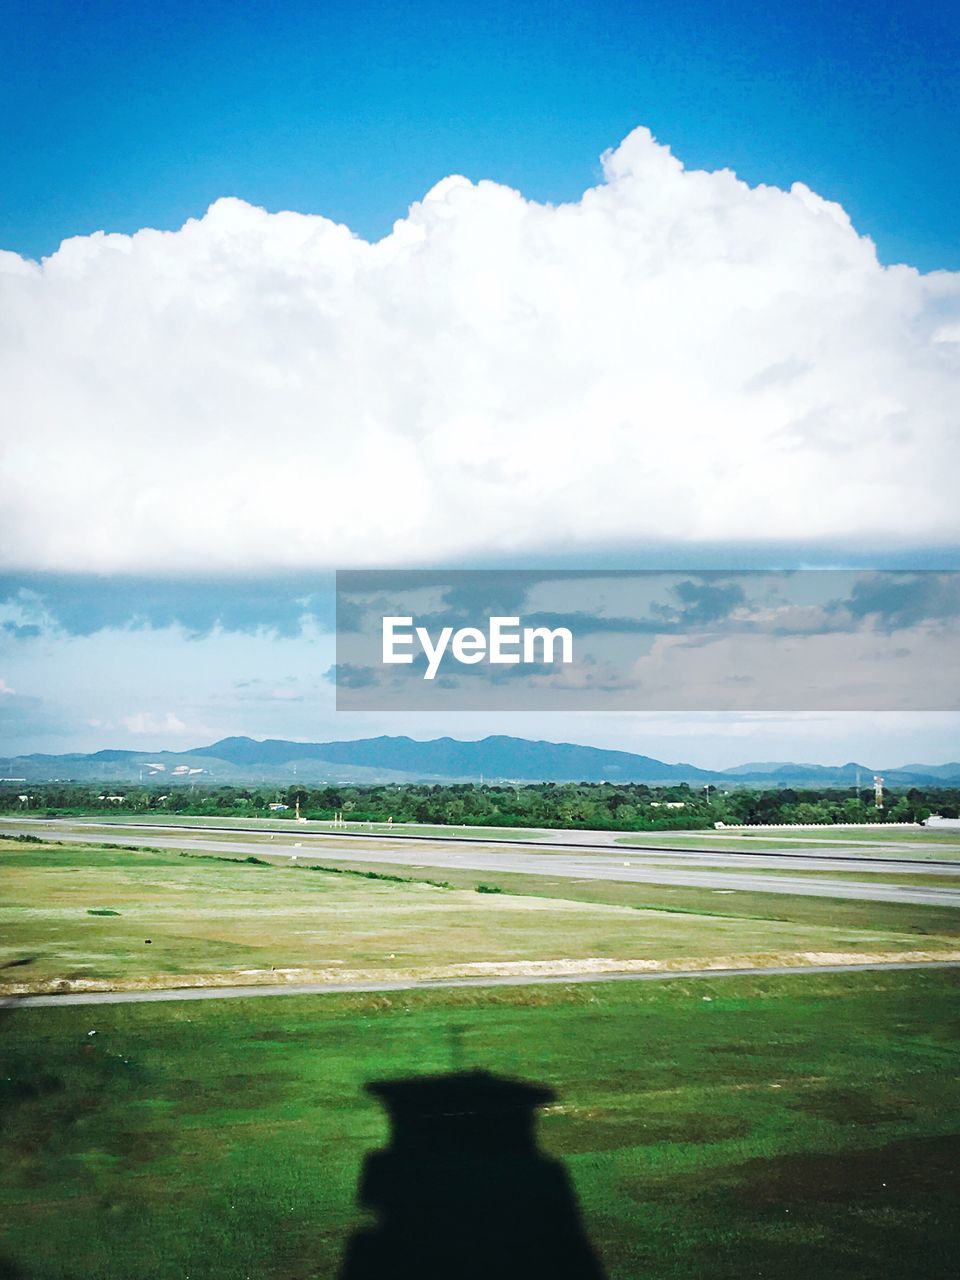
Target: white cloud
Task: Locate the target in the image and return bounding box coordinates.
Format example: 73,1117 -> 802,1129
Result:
121,711 -> 187,735
0,678 -> 15,696
1,126 -> 957,573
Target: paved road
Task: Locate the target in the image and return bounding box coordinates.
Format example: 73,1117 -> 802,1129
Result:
4,959 -> 957,1009
4,818 -> 960,907
5,816 -> 960,871
12,815 -> 960,862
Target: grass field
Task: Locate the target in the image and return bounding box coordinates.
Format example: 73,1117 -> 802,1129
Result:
311,821 -> 544,841
2,968 -> 958,1279
3,838 -> 959,995
609,863 -> 960,888
711,827 -> 960,845
17,814 -> 547,842
615,831 -> 960,857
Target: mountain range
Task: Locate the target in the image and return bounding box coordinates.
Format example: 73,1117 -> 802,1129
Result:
3,735 -> 959,788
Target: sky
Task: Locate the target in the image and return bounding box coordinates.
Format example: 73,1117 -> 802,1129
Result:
3,1 -> 959,270
1,1 -> 958,764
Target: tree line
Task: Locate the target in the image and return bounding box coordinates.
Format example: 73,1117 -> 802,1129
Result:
1,780 -> 955,829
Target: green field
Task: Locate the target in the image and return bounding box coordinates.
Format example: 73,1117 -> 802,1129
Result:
311,821 -> 544,841
615,830 -> 960,858
21,814 -> 546,842
716,827 -> 960,845
3,838 -> 958,995
610,862 -> 960,888
2,969 -> 958,1279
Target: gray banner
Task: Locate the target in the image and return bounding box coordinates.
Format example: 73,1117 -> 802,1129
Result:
334,569 -> 960,711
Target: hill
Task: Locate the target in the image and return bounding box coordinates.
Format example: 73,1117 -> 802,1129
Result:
3,735 -> 959,787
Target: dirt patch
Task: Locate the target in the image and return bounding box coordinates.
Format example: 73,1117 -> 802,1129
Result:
3,948 -> 959,997
726,1132 -> 960,1205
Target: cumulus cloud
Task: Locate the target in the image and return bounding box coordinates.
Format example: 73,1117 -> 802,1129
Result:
121,711 -> 188,735
1,127 -> 958,573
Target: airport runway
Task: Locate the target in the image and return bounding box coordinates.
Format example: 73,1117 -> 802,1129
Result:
4,959 -> 958,1009
17,815 -> 960,862
5,816 -> 960,869
4,817 -> 960,908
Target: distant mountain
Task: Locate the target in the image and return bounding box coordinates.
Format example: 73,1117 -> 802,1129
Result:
728,761 -> 869,785
894,762 -> 960,780
728,760 -> 960,787
2,734 -> 959,787
724,761 -> 853,776
188,734 -> 715,783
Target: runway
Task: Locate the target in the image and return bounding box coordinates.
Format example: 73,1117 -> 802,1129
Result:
4,817 -> 960,908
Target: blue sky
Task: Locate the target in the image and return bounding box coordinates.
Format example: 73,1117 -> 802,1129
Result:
1,1 -> 958,762
2,571 -> 958,766
3,0 -> 958,269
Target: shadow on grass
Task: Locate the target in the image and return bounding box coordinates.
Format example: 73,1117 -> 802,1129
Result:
339,1069 -> 607,1280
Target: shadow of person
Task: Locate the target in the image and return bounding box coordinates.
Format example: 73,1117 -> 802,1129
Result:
339,1069 -> 608,1280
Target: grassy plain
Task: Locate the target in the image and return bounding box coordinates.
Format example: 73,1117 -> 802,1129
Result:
2,838 -> 959,995
2,969 -> 958,1279
615,830 -> 960,857
607,863 -> 960,888
31,813 -> 546,841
